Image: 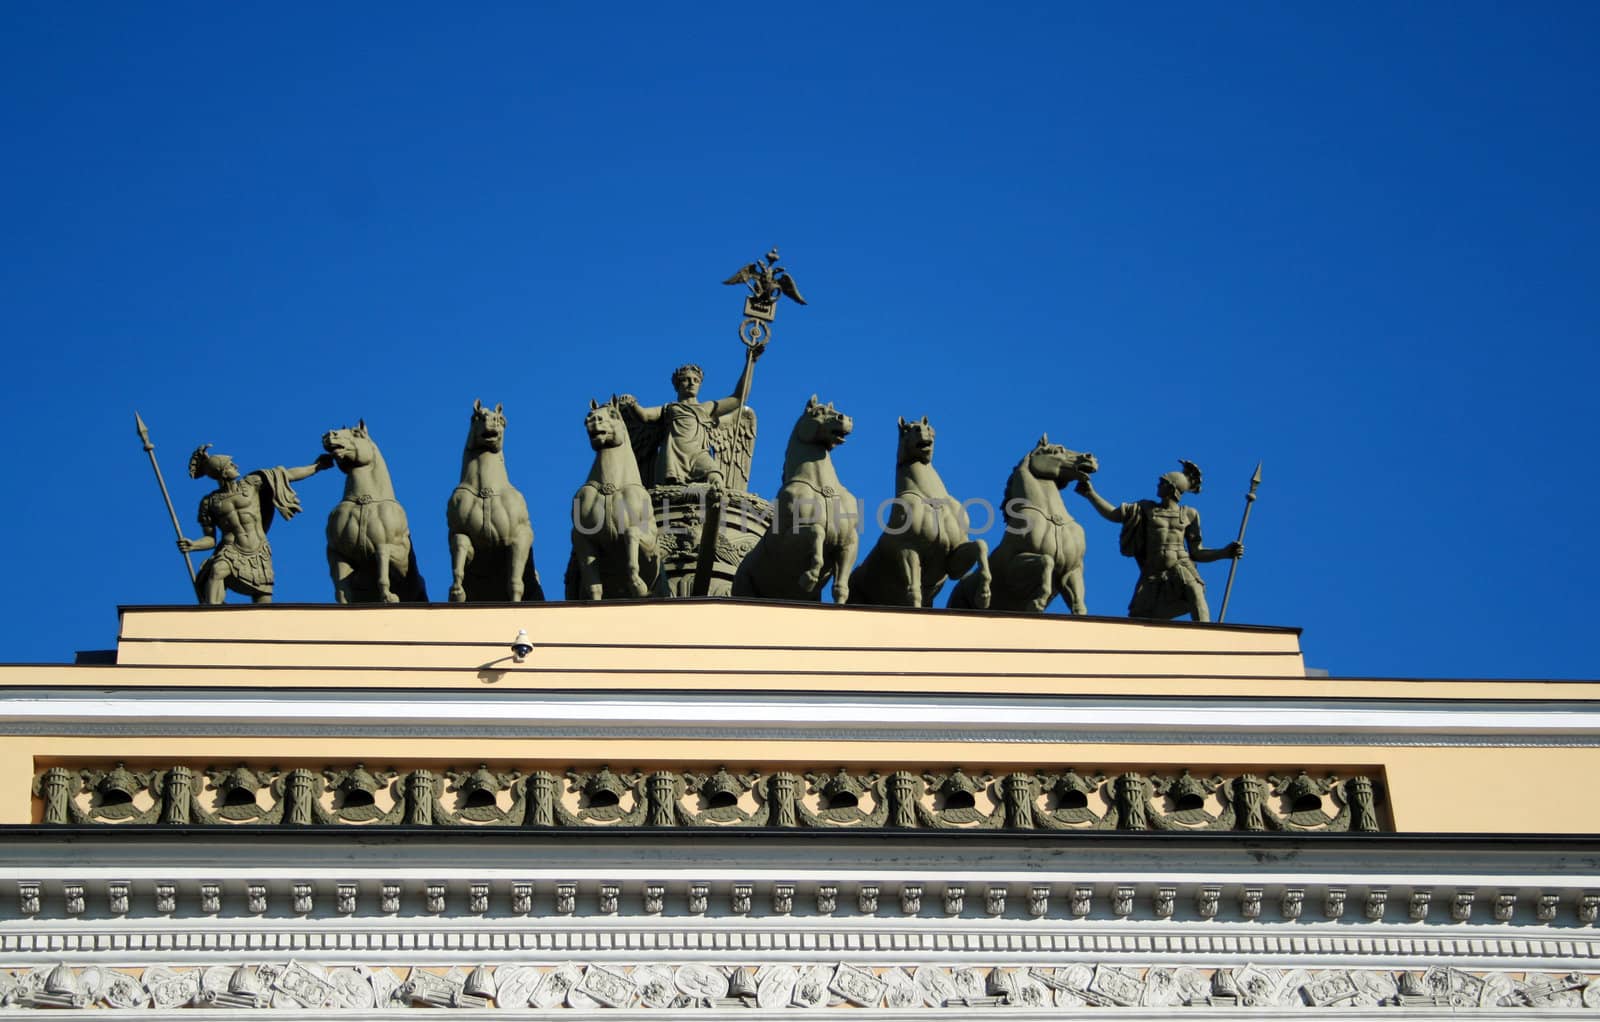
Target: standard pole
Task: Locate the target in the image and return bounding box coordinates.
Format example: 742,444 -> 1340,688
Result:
134,411 -> 197,587
1217,461 -> 1261,623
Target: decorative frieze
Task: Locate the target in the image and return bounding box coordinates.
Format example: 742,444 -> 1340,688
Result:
0,961 -> 1595,1011
32,762 -> 1386,834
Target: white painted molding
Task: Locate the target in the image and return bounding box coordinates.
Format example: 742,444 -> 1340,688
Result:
4,690 -> 1600,746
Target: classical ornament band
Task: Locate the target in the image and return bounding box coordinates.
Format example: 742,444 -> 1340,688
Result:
3,961 -> 1597,1011
33,764 -> 1384,833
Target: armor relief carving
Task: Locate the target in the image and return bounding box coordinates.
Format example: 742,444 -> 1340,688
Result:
32,760 -> 1389,833
2,961 -> 1597,1011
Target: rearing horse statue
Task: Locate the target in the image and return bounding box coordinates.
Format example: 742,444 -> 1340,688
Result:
733,395 -> 860,603
323,420 -> 428,603
949,434 -> 1099,613
850,415 -> 991,608
446,399 -> 544,602
566,398 -> 662,600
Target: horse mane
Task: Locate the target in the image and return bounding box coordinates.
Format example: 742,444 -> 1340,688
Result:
780,406 -> 820,485
1000,453 -> 1030,511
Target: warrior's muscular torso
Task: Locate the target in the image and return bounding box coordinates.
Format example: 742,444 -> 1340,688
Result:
203,478 -> 269,554
1134,504 -> 1199,573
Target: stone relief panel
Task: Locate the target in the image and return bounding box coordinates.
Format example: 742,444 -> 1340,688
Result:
33,763 -> 1387,833
0,962 -> 1596,1011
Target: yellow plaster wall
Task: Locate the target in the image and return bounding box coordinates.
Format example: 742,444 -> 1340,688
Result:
7,603 -> 1597,832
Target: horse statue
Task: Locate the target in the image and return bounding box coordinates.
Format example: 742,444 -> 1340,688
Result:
445,399 -> 544,602
949,434 -> 1099,613
733,395 -> 860,603
850,415 -> 991,608
322,420 -> 428,603
566,398 -> 662,600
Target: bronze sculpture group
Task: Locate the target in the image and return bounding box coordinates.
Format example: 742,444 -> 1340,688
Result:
154,248 -> 1250,620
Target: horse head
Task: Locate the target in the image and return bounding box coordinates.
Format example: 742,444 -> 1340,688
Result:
795,395 -> 853,450
1024,433 -> 1099,488
585,398 -> 627,452
896,415 -> 934,465
322,420 -> 375,472
467,399 -> 507,453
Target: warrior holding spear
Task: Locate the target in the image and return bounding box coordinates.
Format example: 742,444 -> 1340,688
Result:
176,443 -> 335,604
1073,460 -> 1242,622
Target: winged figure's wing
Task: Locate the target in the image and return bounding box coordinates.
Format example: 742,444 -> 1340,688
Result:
723,264 -> 759,286
707,406 -> 758,493
777,273 -> 806,305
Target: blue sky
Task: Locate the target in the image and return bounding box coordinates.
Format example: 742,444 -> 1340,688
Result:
1,4 -> 1595,678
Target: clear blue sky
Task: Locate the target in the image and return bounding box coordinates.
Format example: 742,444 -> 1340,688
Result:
1,4 -> 1595,678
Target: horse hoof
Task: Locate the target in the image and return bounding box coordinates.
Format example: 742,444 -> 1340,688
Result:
382,591 -> 400,604
448,586 -> 467,603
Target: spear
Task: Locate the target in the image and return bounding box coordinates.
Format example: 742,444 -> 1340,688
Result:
134,411 -> 196,586
1216,461 -> 1261,623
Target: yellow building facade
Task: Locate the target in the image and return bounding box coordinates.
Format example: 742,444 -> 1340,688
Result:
1,600 -> 1597,1015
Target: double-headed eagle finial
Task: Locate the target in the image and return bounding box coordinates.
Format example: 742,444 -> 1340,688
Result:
723,247 -> 806,322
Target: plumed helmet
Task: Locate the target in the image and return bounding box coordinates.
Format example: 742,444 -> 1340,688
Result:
1162,459 -> 1204,495
187,443 -> 231,480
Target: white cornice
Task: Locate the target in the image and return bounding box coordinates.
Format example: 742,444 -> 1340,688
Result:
3,690 -> 1599,746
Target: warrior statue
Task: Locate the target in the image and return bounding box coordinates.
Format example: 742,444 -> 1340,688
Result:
177,445 -> 334,604
1074,460 -> 1242,622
